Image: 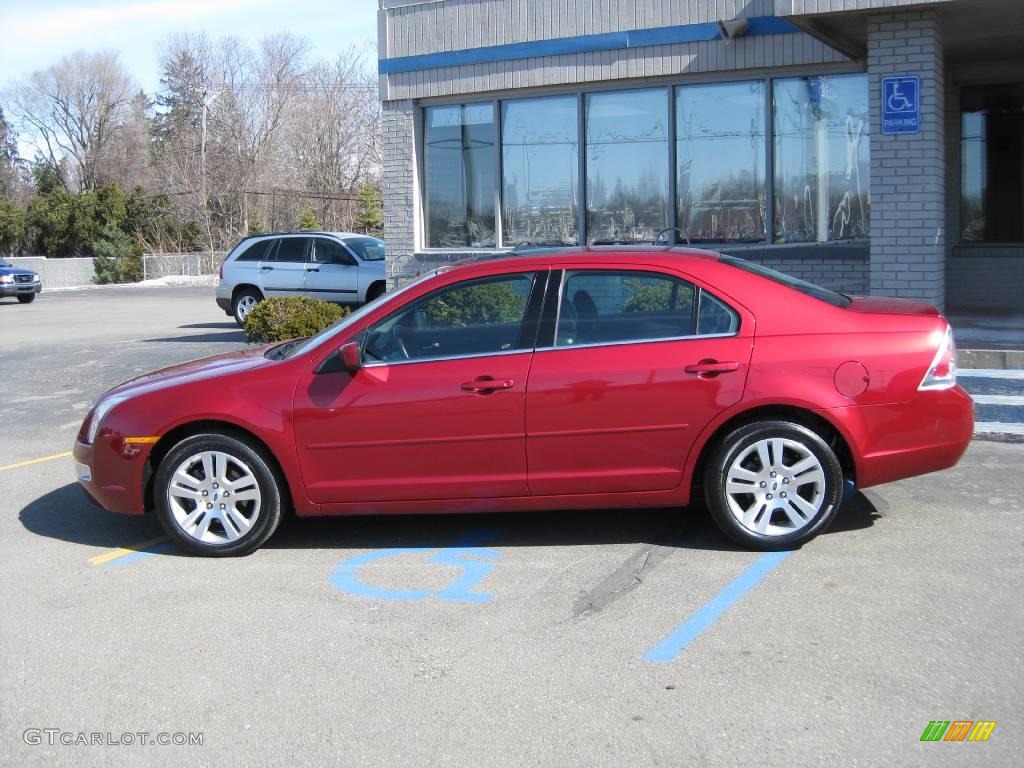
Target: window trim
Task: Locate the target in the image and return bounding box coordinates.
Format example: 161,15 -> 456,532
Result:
541,267 -> 740,352
361,270 -> 545,367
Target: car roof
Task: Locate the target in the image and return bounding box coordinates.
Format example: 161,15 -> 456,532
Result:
241,231 -> 381,241
448,245 -> 724,272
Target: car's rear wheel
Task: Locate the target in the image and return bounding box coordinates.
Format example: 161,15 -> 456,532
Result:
704,420 -> 843,550
17,294 -> 35,304
154,433 -> 283,556
232,288 -> 262,327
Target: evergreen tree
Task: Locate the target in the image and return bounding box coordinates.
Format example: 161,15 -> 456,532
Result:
355,178 -> 383,235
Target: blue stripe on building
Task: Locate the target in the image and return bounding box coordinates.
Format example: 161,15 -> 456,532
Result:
378,16 -> 798,75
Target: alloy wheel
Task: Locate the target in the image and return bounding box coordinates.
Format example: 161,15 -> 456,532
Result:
167,450 -> 262,544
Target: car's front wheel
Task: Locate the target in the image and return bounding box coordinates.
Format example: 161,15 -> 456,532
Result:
154,433 -> 283,556
17,294 -> 35,304
232,288 -> 262,327
704,420 -> 843,550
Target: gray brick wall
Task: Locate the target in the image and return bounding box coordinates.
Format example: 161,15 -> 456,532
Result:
867,11 -> 945,308
382,100 -> 416,289
947,247 -> 1024,313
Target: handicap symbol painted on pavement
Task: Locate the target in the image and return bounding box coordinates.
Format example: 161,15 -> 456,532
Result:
329,530 -> 503,603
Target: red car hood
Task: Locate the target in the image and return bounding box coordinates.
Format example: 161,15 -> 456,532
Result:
103,345 -> 277,400
845,296 -> 940,317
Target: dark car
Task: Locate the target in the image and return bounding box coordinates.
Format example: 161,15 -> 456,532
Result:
0,258 -> 42,303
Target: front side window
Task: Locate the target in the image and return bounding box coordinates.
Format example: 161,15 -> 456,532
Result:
312,238 -> 354,265
585,89 -> 670,244
502,95 -> 580,247
364,273 -> 535,363
773,74 -> 870,243
960,83 -> 1024,242
424,103 -> 497,248
677,81 -> 766,243
556,270 -> 696,347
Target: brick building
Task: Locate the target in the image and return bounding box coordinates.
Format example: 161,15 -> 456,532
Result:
377,0 -> 1024,312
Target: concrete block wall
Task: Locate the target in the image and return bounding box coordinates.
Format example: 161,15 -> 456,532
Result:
6,257 -> 95,289
867,11 -> 945,308
382,99 -> 417,290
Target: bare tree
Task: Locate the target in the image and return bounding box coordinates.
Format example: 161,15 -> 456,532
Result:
5,51 -> 135,192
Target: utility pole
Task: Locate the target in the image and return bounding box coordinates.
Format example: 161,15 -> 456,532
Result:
200,89 -> 220,250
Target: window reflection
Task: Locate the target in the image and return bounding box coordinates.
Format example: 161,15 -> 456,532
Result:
502,96 -> 579,246
585,89 -> 670,244
424,104 -> 496,248
960,84 -> 1024,242
677,81 -> 766,243
773,75 -> 870,243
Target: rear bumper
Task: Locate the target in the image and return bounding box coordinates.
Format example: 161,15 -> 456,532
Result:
821,385 -> 974,489
73,439 -> 149,515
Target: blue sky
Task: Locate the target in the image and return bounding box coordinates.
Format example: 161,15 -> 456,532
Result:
0,0 -> 379,94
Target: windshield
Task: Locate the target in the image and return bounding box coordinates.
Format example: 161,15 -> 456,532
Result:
282,269 -> 443,359
344,236 -> 385,261
719,256 -> 852,307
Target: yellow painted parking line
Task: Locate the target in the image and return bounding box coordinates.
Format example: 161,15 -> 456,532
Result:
89,535 -> 172,565
0,451 -> 73,472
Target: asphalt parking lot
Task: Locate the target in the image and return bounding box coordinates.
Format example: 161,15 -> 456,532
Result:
2,286 -> 1022,767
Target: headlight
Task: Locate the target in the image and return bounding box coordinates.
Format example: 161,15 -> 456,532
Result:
86,394 -> 129,444
0,275 -> 12,284
33,274 -> 40,282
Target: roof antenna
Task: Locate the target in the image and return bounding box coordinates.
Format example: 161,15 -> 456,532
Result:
654,227 -> 690,246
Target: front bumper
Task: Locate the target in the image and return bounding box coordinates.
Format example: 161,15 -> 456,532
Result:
0,281 -> 41,297
73,439 -> 150,515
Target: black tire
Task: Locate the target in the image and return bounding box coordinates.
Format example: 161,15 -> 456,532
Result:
703,420 -> 843,551
154,433 -> 283,556
232,288 -> 262,327
17,294 -> 36,304
366,282 -> 386,303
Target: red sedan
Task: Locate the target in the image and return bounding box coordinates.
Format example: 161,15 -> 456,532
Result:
73,248 -> 973,556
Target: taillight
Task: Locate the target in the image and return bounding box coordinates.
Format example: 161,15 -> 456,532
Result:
218,259 -> 226,280
918,325 -> 957,390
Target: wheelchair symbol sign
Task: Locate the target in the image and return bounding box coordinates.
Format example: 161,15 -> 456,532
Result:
881,75 -> 920,135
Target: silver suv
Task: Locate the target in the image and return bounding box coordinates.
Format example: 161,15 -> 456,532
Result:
216,231 -> 387,326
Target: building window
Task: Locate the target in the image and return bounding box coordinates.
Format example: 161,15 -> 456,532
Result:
423,103 -> 497,248
961,84 -> 1024,243
676,81 -> 766,243
501,95 -> 579,247
773,74 -> 870,243
585,89 -> 670,244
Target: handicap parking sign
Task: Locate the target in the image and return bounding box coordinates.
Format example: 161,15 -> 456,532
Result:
881,75 -> 920,135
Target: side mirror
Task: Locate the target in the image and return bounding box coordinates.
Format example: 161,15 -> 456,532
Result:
339,341 -> 362,372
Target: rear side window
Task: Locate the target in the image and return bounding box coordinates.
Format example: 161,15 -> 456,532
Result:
272,238 -> 310,263
556,271 -> 696,347
234,239 -> 274,262
697,292 -> 740,335
344,237 -> 385,261
719,256 -> 851,307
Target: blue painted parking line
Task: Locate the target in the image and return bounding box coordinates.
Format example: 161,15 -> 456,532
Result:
104,541 -> 175,570
330,528 -> 504,603
644,550 -> 792,663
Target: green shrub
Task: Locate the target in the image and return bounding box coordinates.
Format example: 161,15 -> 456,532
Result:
424,282 -> 525,327
92,222 -> 142,284
243,295 -> 348,343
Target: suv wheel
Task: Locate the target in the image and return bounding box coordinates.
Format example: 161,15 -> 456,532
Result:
232,288 -> 262,327
154,433 -> 283,556
17,294 -> 35,304
366,282 -> 386,302
704,420 -> 843,550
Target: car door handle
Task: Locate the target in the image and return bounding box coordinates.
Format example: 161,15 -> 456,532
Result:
305,267 -> 320,272
685,360 -> 740,377
461,377 -> 515,393
260,266 -> 274,271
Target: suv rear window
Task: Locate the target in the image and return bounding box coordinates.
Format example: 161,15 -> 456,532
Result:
234,239 -> 274,262
719,256 -> 852,307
